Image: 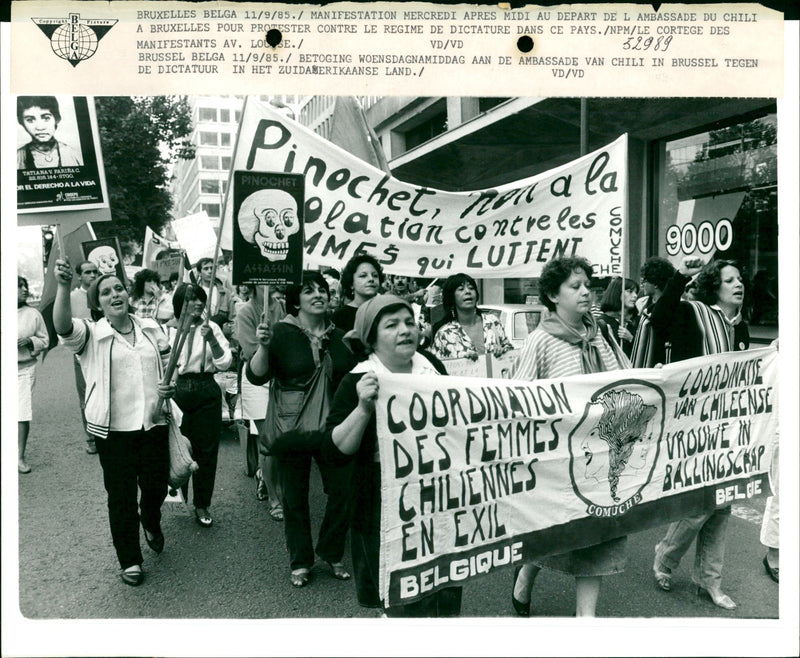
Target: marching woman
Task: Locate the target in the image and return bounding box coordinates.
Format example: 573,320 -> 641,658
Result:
321,294 -> 462,616
53,258 -> 174,586
17,276 -> 48,473
247,271 -> 356,588
171,283 -> 232,528
511,257 -> 630,617
651,257 -> 749,610
430,273 -> 513,361
332,254 -> 385,333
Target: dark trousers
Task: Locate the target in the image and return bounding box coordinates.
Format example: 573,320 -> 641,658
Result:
278,449 -> 352,571
95,425 -> 169,569
175,373 -> 222,509
351,526 -> 463,617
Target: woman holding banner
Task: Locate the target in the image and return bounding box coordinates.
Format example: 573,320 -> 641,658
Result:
171,283 -> 233,528
52,258 -> 174,587
247,272 -> 355,588
512,256 -> 630,617
332,254 -> 385,333
322,294 -> 463,616
431,273 -> 513,361
651,257 -> 748,611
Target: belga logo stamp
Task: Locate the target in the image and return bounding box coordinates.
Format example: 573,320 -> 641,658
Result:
568,380 -> 665,516
32,13 -> 117,67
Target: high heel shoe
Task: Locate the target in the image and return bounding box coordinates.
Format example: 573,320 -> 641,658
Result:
511,565 -> 531,617
763,555 -> 779,583
653,557 -> 672,592
696,586 -> 737,610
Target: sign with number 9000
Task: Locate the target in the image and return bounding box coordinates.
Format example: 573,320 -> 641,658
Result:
664,218 -> 733,256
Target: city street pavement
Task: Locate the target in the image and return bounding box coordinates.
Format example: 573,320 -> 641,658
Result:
16,346 -> 779,621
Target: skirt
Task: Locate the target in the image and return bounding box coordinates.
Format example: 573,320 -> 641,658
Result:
534,536 -> 627,577
240,375 -> 269,426
18,362 -> 36,422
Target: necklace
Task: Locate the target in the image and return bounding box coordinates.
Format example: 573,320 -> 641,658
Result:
112,321 -> 136,346
31,144 -> 57,163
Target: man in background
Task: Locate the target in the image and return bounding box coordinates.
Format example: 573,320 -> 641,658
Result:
70,261 -> 98,454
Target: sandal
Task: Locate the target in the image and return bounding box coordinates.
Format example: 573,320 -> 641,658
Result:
326,561 -> 351,580
290,568 -> 311,588
269,502 -> 284,521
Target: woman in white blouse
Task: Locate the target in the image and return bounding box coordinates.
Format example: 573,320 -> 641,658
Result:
53,258 -> 175,587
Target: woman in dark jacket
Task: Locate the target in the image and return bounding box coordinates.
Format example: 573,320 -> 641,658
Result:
651,257 -> 748,610
321,294 -> 462,617
599,277 -> 640,357
247,271 -> 356,588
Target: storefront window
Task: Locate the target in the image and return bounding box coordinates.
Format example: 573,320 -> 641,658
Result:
657,111 -> 778,330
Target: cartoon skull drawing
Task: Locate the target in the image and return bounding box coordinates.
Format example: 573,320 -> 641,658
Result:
88,245 -> 119,275
237,189 -> 299,262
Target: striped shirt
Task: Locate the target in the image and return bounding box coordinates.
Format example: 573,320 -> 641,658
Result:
513,326 -> 627,381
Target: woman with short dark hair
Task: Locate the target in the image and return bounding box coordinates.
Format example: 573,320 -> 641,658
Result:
171,283 -> 232,528
53,259 -> 174,586
333,254 -> 385,332
512,256 -> 630,617
247,271 -> 356,588
431,273 -> 513,361
130,268 -> 172,323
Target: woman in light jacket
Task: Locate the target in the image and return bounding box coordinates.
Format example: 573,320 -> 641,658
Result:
53,258 -> 174,587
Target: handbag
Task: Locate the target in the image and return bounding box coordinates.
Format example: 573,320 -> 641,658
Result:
260,352 -> 332,457
165,399 -> 198,492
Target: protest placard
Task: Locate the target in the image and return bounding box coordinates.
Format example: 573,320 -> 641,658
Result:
375,347 -> 778,606
16,95 -> 108,214
231,170 -> 304,286
80,236 -> 127,286
171,211 -> 217,266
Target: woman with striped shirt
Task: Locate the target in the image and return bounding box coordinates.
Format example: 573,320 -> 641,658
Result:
511,256 -> 630,617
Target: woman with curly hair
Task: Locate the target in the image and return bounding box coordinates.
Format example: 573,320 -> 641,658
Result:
511,256 -> 630,617
332,254 -> 385,333
651,257 -> 748,610
130,269 -> 173,324
430,273 -> 513,361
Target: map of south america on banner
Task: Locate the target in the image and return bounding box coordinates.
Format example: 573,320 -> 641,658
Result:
374,347 -> 778,607
222,98 -> 627,278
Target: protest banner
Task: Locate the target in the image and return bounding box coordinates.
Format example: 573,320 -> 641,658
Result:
374,347 -> 778,607
440,355 -> 489,378
231,171 -> 304,286
81,236 -> 127,287
171,211 -> 217,266
223,98 -> 627,279
17,95 -> 109,215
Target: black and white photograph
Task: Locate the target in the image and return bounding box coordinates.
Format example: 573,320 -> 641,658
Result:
16,94 -> 107,212
3,2 -> 798,657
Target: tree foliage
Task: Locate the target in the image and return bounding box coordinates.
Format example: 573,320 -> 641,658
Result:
93,96 -> 195,258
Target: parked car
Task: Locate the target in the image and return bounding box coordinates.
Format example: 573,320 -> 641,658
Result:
479,303 -> 547,350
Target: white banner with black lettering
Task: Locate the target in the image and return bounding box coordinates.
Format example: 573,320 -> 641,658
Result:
375,347 -> 778,607
224,97 -> 627,278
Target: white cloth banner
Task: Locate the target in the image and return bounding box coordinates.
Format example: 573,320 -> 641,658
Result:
375,347 -> 778,607
224,98 -> 627,278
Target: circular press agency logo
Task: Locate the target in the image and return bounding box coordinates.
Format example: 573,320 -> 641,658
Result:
568,380 -> 665,516
32,13 -> 118,67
